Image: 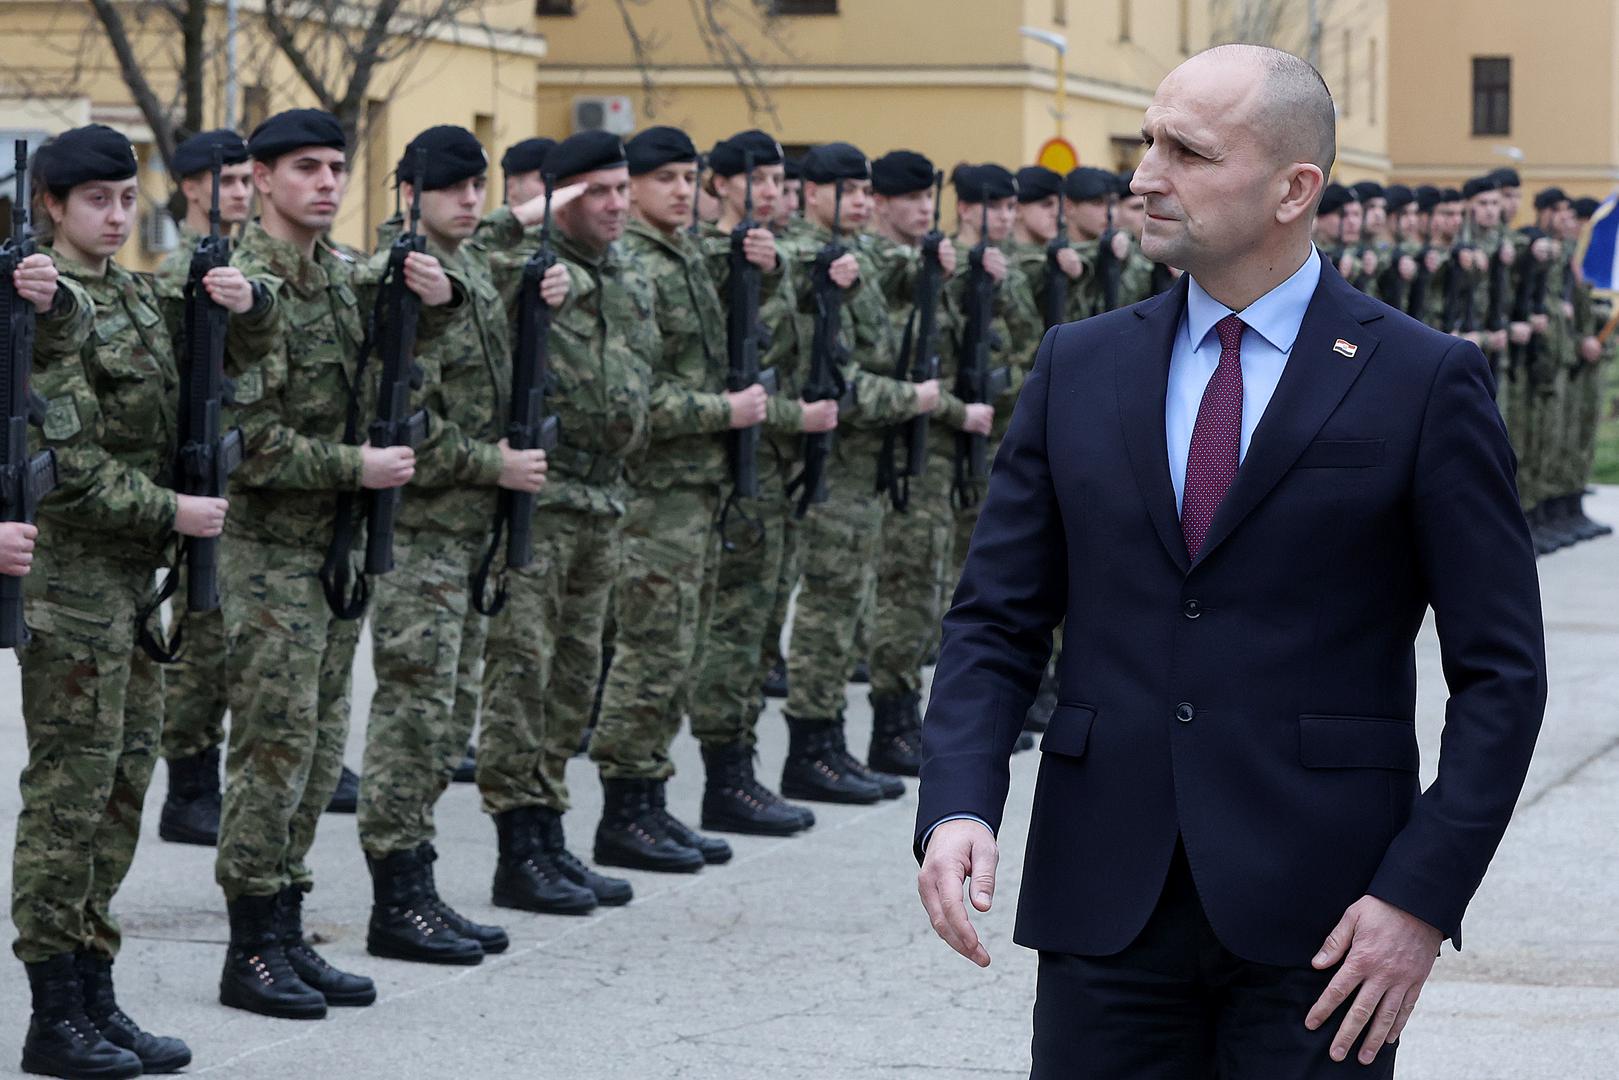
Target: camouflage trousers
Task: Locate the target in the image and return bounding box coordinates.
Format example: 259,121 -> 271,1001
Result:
784,477 -> 886,720
760,509 -> 799,680
160,577 -> 228,761
869,453 -> 954,699
1572,355 -> 1608,484
1500,364 -> 1536,510
215,534 -> 364,900
479,508 -> 621,815
689,473 -> 796,749
589,485 -> 721,780
12,550 -> 162,963
357,527 -> 490,858
1524,365 -> 1570,506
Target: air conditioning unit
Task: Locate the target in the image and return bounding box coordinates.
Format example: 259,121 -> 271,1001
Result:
572,96 -> 635,135
142,205 -> 178,254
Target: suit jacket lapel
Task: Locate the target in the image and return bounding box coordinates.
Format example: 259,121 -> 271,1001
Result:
1192,268 -> 1383,569
1116,278 -> 1191,575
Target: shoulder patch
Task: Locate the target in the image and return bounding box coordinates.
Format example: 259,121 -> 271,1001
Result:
42,395 -> 81,441
232,369 -> 264,406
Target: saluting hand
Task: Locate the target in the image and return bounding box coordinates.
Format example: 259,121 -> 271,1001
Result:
917,818 -> 999,967
13,253 -> 59,315
175,495 -> 229,538
496,438 -> 548,494
743,228 -> 778,271
828,252 -> 860,289
1306,895 -> 1443,1066
203,267 -> 255,314
360,442 -> 416,489
402,252 -> 453,307
539,262 -> 569,309
799,398 -> 838,433
1056,245 -> 1084,280
0,522 -> 37,577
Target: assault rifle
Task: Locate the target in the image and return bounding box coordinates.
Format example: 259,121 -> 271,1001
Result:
952,201 -> 1010,508
790,181 -> 848,518
1442,207 -> 1478,335
1406,214 -> 1434,319
1097,193 -> 1121,312
719,150 -> 779,548
1041,189 -> 1069,329
882,170 -> 944,512
0,140 -> 54,649
472,174 -> 561,616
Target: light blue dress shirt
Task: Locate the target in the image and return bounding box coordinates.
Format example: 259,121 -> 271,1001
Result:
922,248 -> 1322,852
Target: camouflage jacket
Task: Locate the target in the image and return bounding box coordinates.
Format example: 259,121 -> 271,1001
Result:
699,219 -> 802,443
621,219 -> 732,491
33,249 -> 176,559
1008,238 -> 1096,328
945,235 -> 1043,443
866,233 -> 968,466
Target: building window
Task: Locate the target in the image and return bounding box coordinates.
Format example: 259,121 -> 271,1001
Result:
534,0 -> 574,14
772,0 -> 837,13
1472,57 -> 1511,135
1118,0 -> 1131,42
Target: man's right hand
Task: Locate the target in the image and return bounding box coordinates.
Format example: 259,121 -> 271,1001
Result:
496,438 -> 548,493
962,403 -> 994,436
174,495 -> 229,538
917,818 -> 999,968
727,384 -> 770,429
361,443 -> 416,490
799,398 -> 838,433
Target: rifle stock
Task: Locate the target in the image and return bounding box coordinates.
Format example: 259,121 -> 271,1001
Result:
794,181 -> 847,518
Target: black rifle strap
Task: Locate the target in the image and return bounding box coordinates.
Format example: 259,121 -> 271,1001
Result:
716,486 -> 766,555
468,502 -> 511,617
878,306 -> 919,512
135,538 -> 187,664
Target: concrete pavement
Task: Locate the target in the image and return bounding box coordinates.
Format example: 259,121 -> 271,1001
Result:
1,488 -> 1616,1079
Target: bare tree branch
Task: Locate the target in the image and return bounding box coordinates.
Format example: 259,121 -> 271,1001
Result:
84,0 -> 181,172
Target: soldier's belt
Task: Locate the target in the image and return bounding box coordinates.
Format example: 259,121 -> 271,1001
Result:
548,444 -> 625,487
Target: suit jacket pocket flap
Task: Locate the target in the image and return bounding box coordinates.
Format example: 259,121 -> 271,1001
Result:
1039,704 -> 1097,758
1295,439 -> 1385,468
1299,714 -> 1418,771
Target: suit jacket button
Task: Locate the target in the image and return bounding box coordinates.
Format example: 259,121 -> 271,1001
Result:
1176,702 -> 1195,723
1183,599 -> 1202,619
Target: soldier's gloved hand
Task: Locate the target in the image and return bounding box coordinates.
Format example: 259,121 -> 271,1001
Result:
12,253 -> 59,314
726,383 -> 769,429
496,438 -> 548,493
402,252 -> 453,307
360,442 -> 416,490
1423,250 -> 1443,274
743,228 -> 778,271
962,403 -> 994,437
1508,321 -> 1533,345
913,378 -> 942,416
1056,246 -> 1083,280
829,252 -> 860,289
982,247 -> 1008,284
0,522 -> 37,577
539,262 -> 569,309
175,495 -> 229,539
799,398 -> 838,433
938,237 -> 958,277
203,266 -> 256,314
1531,313 -> 1549,334
1581,335 -> 1603,362
1398,255 -> 1417,281
1111,231 -> 1131,262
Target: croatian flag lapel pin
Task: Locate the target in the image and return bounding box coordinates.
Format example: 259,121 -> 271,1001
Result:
1332,338 -> 1358,358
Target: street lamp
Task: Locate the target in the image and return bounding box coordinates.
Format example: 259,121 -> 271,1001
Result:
1020,26 -> 1069,142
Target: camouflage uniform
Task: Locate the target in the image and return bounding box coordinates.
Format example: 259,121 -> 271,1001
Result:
356,227 -> 512,858
150,228 -> 229,761
588,218 -> 731,782
13,256 -> 167,963
475,219 -> 653,815
777,222 -> 923,721
214,222 -> 375,901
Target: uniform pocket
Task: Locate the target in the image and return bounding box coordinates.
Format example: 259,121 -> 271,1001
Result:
1038,703 -> 1096,758
1298,714 -> 1418,772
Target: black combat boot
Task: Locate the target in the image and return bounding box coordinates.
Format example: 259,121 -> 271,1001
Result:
220,892 -> 328,1020
1545,497 -> 1579,549
850,659 -> 871,684
780,715 -> 885,805
535,808 -> 633,906
1565,492 -> 1602,542
21,954 -> 142,1080
491,808 -> 599,915
158,747 -> 221,846
761,659 -> 789,699
867,693 -> 923,777
1024,662 -> 1059,734
326,764 -> 359,814
1528,504 -> 1559,556
416,844 -> 508,953
276,886 -> 376,1006
451,744 -> 477,783
826,720 -> 905,799
645,780 -> 731,864
76,950 -> 191,1073
595,779 -> 705,873
1580,493 -> 1614,537
365,848 -> 484,966
700,741 -> 812,836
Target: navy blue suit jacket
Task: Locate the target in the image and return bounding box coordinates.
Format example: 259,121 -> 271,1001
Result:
914,265 -> 1547,967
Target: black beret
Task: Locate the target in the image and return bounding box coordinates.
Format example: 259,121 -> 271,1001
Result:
36,125 -> 138,192
1533,187 -> 1569,212
1063,166 -> 1114,202
783,157 -> 803,181
953,163 -> 1015,203
248,108 -> 345,162
1574,197 -> 1600,219
626,126 -> 697,176
1440,187 -> 1464,204
872,150 -> 936,196
801,143 -> 870,185
1351,181 -> 1386,203
396,126 -> 487,191
1489,167 -> 1522,188
1015,166 -> 1062,203
1413,185 -> 1442,212
172,129 -> 249,178
1383,184 -> 1414,211
500,138 -> 555,176
1461,175 -> 1499,199
546,130 -> 627,182
1318,183 -> 1358,215
709,130 -> 783,177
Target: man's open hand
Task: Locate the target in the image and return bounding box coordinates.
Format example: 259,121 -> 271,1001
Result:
1306,894 -> 1443,1066
917,819 -> 998,968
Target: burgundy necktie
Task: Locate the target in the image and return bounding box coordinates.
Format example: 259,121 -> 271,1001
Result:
1180,313 -> 1245,559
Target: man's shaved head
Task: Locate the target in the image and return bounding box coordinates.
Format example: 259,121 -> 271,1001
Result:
1194,43 -> 1336,177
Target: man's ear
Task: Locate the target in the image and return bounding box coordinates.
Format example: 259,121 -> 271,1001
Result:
1277,163 -> 1325,226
